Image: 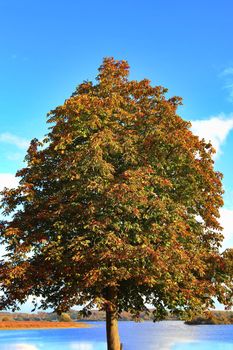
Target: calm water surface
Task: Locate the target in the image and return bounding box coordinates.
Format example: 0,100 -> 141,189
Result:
0,321 -> 233,350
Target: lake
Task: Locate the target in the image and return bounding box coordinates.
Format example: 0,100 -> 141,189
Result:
0,321 -> 233,350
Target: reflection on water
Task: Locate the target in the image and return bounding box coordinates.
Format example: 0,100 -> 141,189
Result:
2,345 -> 38,350
69,343 -> 93,350
173,341 -> 233,350
119,321 -> 198,350
69,342 -> 106,350
5,343 -> 106,350
147,337 -> 196,350
118,321 -> 233,350
0,321 -> 232,350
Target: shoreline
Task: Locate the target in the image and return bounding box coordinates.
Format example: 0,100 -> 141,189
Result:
0,321 -> 91,330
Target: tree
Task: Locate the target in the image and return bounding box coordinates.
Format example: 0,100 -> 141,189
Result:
58,312 -> 72,322
0,58 -> 231,350
222,248 -> 233,306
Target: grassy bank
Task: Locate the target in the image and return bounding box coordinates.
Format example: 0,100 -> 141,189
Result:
0,321 -> 90,330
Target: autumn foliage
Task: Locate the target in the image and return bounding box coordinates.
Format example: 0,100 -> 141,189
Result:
0,58 -> 232,349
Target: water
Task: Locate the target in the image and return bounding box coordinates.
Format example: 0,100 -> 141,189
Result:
0,321 -> 232,350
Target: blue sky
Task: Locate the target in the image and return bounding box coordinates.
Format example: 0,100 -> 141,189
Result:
0,0 -> 233,310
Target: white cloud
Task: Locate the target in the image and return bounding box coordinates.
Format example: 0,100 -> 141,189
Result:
191,115 -> 233,157
0,132 -> 29,149
219,208 -> 233,250
0,173 -> 19,190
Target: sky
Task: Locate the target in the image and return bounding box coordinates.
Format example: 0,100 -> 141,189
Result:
0,0 -> 233,311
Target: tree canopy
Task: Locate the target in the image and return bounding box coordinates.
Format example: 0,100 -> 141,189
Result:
0,58 -> 232,349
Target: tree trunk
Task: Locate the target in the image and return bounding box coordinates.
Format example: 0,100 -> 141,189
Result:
106,287 -> 121,350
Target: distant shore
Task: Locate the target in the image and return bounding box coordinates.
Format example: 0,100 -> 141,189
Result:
0,321 -> 90,330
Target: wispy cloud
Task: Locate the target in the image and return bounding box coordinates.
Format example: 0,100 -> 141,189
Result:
191,115 -> 233,157
221,67 -> 233,76
0,132 -> 29,149
6,152 -> 24,161
220,67 -> 233,101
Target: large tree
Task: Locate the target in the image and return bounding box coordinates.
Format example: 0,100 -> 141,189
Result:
0,58 -> 231,350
